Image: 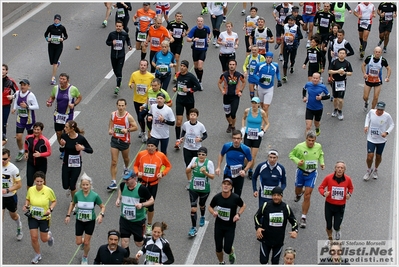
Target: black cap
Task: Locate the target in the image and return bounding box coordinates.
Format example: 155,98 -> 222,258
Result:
19,79 -> 30,85
181,60 -> 189,68
287,15 -> 296,21
222,178 -> 233,185
156,92 -> 166,99
147,137 -> 158,146
376,101 -> 386,110
292,6 -> 300,11
271,186 -> 283,196
54,14 -> 61,21
198,146 -> 207,154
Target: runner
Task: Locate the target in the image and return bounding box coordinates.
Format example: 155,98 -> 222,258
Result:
65,173 -> 106,265
207,2 -> 227,47
328,28 -> 354,65
185,146 -> 214,236
114,2 -> 132,33
377,2 -> 397,53
273,2 -> 293,62
252,149 -> 287,208
2,64 -> 19,139
331,2 -> 352,29
254,186 -> 298,264
173,60 -> 201,149
302,72 -> 330,136
242,46 -> 265,98
318,161 -> 354,242
299,2 -> 319,48
116,170 -> 154,256
217,22 -> 239,72
361,46 -> 391,111
24,122 -> 51,189
289,130 -> 325,229
328,48 -> 353,121
283,247 -> 297,265
208,178 -> 246,264
46,73 -> 82,160
167,12 -> 190,82
354,2 -> 376,58
133,138 -> 172,236
2,148 -> 23,241
106,20 -> 133,96
243,6 -> 259,56
93,230 -> 128,264
44,14 -> 68,85
314,2 -> 336,57
241,96 -> 269,180
136,221 -> 175,264
155,2 -> 170,24
281,15 -> 303,81
363,101 -> 394,181
241,2 -> 254,15
59,120 -> 93,202
102,2 -> 114,28
151,40 -> 176,91
215,130 -> 252,197
12,79 -> 39,162
186,17 -> 212,88
147,93 -> 175,155
302,35 -> 325,81
23,171 -> 57,264
128,59 -> 154,140
107,98 -> 138,191
133,3 -> 156,60
249,17 -> 274,57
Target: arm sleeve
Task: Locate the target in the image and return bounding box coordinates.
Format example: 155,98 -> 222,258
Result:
62,25 -> 68,40
81,136 -> 94,154
254,203 -> 265,230
302,88 -> 307,98
275,64 -> 281,81
281,166 -> 287,190
201,131 -> 208,141
180,129 -> 186,138
41,137 -> 52,158
287,206 -> 299,231
252,164 -> 261,192
162,242 -> 175,264
161,154 -> 172,175
345,42 -> 355,57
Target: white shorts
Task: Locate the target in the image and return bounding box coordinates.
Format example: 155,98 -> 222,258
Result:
258,86 -> 274,105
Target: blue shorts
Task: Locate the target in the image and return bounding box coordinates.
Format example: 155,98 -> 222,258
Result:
302,15 -> 315,24
367,141 -> 386,155
295,168 -> 318,188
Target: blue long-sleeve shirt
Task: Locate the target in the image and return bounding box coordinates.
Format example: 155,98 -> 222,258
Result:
252,161 -> 286,199
253,61 -> 281,89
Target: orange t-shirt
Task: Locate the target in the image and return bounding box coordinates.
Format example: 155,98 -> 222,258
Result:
134,8 -> 156,33
148,25 -> 171,52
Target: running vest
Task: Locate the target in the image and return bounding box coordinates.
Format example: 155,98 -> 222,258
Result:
246,55 -> 263,76
245,15 -> 259,36
253,27 -> 269,55
245,108 -> 262,140
189,158 -> 211,193
366,55 -> 383,83
333,3 -> 346,22
120,183 -> 146,222
331,38 -> 348,60
54,85 -> 75,124
283,24 -> 299,46
16,91 -> 31,119
111,111 -> 130,143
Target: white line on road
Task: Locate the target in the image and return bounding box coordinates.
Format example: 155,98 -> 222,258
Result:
185,221 -> 210,265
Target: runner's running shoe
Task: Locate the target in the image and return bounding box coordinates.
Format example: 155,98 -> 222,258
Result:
188,227 -> 197,237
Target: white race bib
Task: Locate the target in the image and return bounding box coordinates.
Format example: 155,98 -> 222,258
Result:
55,112 -> 68,124
230,164 -> 242,178
68,155 -> 81,167
335,80 -> 345,91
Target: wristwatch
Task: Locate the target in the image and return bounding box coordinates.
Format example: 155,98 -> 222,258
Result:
100,212 -> 105,217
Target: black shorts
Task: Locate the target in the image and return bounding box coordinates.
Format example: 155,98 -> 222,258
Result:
75,219 -> 96,236
16,126 -> 33,134
319,33 -> 329,46
175,101 -> 195,116
189,189 -> 210,207
308,66 -> 321,77
54,122 -> 66,132
28,217 -> 50,232
135,30 -> 149,43
358,23 -> 372,32
379,22 -> 393,33
2,195 -> 18,212
170,42 -> 183,55
119,216 -> 145,242
245,35 -> 251,52
276,24 -> 284,37
332,81 -> 346,99
243,134 -> 262,148
305,108 -> 323,121
192,49 -> 207,62
110,137 -> 130,151
365,80 -> 382,87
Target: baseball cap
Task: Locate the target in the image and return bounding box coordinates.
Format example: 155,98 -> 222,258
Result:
292,6 -> 300,12
222,178 -> 233,185
122,170 -> 136,180
251,97 -> 260,104
287,15 -> 296,21
265,51 -> 274,58
54,14 -> 61,21
271,186 -> 283,196
376,101 -> 386,110
19,79 -> 30,85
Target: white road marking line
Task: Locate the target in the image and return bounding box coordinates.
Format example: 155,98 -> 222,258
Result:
185,221 -> 209,265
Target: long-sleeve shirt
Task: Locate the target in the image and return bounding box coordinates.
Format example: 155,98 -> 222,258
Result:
93,244 -> 128,264
318,173 -> 354,206
252,161 -> 286,198
364,110 -> 395,144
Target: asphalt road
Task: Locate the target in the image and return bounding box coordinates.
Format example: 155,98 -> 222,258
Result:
2,2 -> 397,266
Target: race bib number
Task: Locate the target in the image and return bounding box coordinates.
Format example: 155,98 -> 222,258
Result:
331,186 -> 345,200
173,28 -> 183,38
269,212 -> 283,227
148,97 -> 157,106
113,124 -> 125,137
223,104 -> 231,114
261,74 -> 272,85
18,108 -> 28,117
305,160 -> 317,171
193,177 -> 206,190
370,127 -> 380,137
247,127 -> 259,140
177,84 -> 187,96
195,38 -> 205,48
145,250 -> 160,265
367,67 -> 380,83
230,164 -> 242,178
305,5 -> 313,14
249,65 -> 255,75
137,32 -> 147,42
114,39 -> 123,50
151,37 -> 160,47
385,12 -> 393,21
123,205 -> 136,220
55,112 -> 68,124
360,20 -> 369,29
335,12 -> 342,21
279,15 -> 286,23
143,163 -> 156,177
77,209 -> 92,222
335,80 -> 345,91
51,35 -> 61,44
284,33 -> 294,45
261,185 -> 275,199
136,84 -> 147,95
117,8 -> 125,18
225,38 -> 234,48
2,179 -> 10,189
320,18 -> 329,28
158,64 -> 169,74
31,206 -> 44,220
185,134 -> 196,147
68,155 -> 81,167
217,206 -> 231,221
308,52 -> 317,63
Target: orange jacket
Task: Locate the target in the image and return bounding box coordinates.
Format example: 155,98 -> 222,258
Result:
134,150 -> 172,185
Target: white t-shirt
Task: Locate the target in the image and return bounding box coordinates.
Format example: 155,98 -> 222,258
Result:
149,104 -> 175,139
182,121 -> 207,151
219,31 -> 238,54
365,110 -> 395,144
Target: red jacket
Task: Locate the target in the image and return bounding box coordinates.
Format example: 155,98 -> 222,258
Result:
2,76 -> 19,106
318,173 -> 354,205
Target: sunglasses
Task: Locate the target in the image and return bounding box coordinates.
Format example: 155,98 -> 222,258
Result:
197,153 -> 206,156
2,158 -> 9,161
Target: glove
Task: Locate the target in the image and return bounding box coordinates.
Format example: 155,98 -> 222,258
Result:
277,80 -> 282,87
134,21 -> 139,26
258,130 -> 265,138
241,127 -> 246,137
259,77 -> 266,83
